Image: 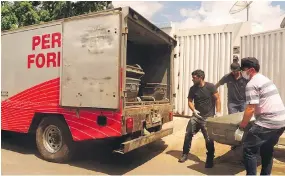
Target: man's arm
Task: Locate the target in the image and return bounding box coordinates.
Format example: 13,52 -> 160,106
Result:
240,83 -> 259,129
188,98 -> 195,112
215,75 -> 228,89
188,98 -> 202,118
208,83 -> 222,114
187,87 -> 196,112
215,82 -> 221,89
213,92 -> 221,113
239,104 -> 255,129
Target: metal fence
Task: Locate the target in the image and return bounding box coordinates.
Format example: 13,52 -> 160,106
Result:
241,28 -> 285,102
174,32 -> 232,116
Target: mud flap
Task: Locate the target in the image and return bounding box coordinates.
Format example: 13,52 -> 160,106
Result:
113,128 -> 173,154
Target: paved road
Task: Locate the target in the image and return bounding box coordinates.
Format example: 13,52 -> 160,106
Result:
2,117 -> 285,175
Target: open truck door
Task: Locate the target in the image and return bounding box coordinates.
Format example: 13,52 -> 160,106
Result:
60,12 -> 121,109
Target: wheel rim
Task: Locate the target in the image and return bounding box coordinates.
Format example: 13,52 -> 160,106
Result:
43,125 -> 63,153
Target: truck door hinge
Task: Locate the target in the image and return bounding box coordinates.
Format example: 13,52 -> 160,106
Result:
122,27 -> 128,34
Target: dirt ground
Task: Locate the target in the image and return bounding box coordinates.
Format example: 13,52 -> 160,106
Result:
2,117 -> 285,175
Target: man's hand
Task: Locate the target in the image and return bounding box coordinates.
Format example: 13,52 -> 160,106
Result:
234,128 -> 244,141
193,109 -> 202,118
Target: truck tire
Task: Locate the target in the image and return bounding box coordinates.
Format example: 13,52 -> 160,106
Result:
36,117 -> 74,163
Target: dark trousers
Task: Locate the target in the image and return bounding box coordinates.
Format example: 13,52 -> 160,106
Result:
182,118 -> 215,158
228,102 -> 246,114
242,124 -> 285,175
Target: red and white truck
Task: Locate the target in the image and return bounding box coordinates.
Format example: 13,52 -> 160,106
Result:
1,7 -> 176,162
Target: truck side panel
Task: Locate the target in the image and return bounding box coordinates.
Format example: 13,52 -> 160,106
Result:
1,23 -> 62,102
1,22 -> 122,141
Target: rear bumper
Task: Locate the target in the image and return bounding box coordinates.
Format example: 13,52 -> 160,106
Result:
114,127 -> 173,154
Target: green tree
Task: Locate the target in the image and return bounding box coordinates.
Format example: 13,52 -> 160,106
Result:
1,2 -> 18,30
41,1 -> 74,20
13,1 -> 40,27
1,1 -> 112,31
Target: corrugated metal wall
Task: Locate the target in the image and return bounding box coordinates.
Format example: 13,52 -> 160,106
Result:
241,28 -> 285,102
174,32 -> 233,116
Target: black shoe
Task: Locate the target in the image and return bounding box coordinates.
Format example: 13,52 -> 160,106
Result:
178,154 -> 188,163
205,157 -> 214,168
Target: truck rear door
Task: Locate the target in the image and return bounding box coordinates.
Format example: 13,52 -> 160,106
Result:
60,12 -> 122,109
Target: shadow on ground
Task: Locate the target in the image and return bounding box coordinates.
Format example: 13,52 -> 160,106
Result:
166,150 -> 202,163
1,131 -> 37,155
187,147 -> 247,175
167,146 -> 253,175
67,138 -> 168,175
1,130 -> 168,175
274,147 -> 285,163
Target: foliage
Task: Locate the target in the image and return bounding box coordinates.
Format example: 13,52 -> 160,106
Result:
1,1 -> 112,31
1,1 -> 18,30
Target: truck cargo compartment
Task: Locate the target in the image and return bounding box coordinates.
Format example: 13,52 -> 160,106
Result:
126,64 -> 145,79
140,83 -> 167,101
125,77 -> 140,102
125,18 -> 171,104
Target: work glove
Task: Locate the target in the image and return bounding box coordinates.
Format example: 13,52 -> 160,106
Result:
234,128 -> 244,142
215,112 -> 222,117
193,109 -> 202,118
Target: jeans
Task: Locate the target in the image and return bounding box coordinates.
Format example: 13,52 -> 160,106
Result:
242,124 -> 285,175
228,102 -> 246,114
182,118 -> 215,158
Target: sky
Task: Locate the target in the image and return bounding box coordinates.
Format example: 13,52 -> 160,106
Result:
112,1 -> 285,34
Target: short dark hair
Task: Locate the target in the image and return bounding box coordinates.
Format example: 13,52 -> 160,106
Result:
241,57 -> 260,72
230,62 -> 241,71
192,69 -> 205,80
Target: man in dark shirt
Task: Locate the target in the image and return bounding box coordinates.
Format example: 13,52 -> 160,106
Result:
216,62 -> 248,114
178,69 -> 221,168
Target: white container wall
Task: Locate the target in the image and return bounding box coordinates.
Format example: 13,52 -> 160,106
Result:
172,22 -> 251,116
241,28 -> 285,103
174,32 -> 232,116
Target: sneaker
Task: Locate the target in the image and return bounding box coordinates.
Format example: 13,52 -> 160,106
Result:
178,154 -> 188,163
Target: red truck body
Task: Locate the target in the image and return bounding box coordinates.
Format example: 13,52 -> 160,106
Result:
1,7 -> 176,162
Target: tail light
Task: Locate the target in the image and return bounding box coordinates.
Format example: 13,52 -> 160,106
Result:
169,112 -> 173,121
126,117 -> 133,133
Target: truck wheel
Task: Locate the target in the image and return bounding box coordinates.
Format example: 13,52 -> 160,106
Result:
36,117 -> 74,163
